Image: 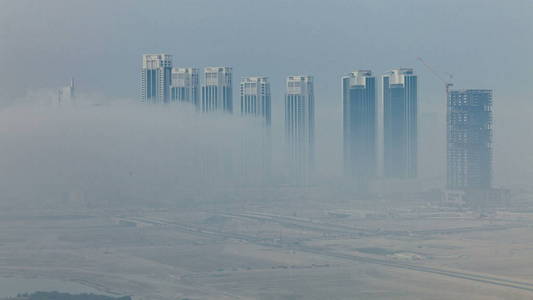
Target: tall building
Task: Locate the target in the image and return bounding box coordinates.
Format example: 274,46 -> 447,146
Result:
383,68 -> 418,179
201,67 -> 233,113
285,76 -> 315,180
342,70 -> 377,182
141,54 -> 172,103
171,68 -> 199,105
447,89 -> 493,190
239,77 -> 272,185
58,78 -> 75,105
240,77 -> 271,125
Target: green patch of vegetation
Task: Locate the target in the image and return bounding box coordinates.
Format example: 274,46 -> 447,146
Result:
7,291 -> 131,300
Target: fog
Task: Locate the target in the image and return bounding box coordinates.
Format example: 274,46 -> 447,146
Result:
2,0 -> 533,299
0,96 -> 271,208
1,94 -> 533,299
0,92 -> 531,210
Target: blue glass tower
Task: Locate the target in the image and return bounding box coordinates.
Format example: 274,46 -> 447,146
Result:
239,77 -> 272,185
342,70 -> 377,182
240,77 -> 271,126
285,76 -> 314,181
201,67 -> 233,113
171,68 -> 199,106
383,68 -> 418,179
141,54 -> 172,103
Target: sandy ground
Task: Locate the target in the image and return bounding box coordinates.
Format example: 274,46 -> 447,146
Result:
1,189 -> 533,299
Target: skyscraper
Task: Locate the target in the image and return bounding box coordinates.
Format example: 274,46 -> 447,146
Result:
171,68 -> 199,105
141,54 -> 173,103
240,77 -> 271,125
201,67 -> 233,113
342,70 -> 377,182
383,68 -> 418,179
239,77 -> 272,185
285,76 -> 315,180
447,89 -> 493,190
58,78 -> 75,105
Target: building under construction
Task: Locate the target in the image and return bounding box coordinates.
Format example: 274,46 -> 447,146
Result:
447,89 -> 493,190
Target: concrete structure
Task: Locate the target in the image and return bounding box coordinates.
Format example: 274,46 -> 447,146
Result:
239,77 -> 272,185
382,68 -> 418,179
141,54 -> 173,103
240,77 -> 271,125
201,67 -> 233,113
342,70 -> 377,183
171,68 -> 199,105
285,75 -> 315,180
447,89 -> 493,190
58,78 -> 75,105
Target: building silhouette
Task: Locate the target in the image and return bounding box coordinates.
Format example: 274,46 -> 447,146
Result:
58,78 -> 75,105
285,75 -> 315,181
201,67 -> 233,113
383,68 -> 418,179
447,89 -> 493,190
239,77 -> 272,185
342,70 -> 377,183
171,68 -> 199,105
141,54 -> 173,103
240,77 -> 271,125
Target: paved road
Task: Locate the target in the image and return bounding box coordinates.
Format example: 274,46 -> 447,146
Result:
125,216 -> 533,293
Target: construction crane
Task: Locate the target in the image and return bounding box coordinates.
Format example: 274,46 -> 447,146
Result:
417,57 -> 454,99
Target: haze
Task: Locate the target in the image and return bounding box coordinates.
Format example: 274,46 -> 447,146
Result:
0,1 -> 533,299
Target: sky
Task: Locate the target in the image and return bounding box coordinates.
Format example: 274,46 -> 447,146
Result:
0,0 -> 532,194
1,0 -> 532,105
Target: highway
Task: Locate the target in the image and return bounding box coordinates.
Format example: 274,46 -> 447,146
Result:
125,215 -> 533,294
228,211 -> 519,237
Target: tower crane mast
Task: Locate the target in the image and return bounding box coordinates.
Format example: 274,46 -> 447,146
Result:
417,57 -> 454,99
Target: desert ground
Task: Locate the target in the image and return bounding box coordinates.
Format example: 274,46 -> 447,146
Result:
1,185 -> 533,299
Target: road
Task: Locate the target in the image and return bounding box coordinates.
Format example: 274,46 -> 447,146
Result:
124,215 -> 533,294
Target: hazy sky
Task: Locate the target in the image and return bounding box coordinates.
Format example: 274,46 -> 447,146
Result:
0,0 -> 532,193
1,0 -> 532,106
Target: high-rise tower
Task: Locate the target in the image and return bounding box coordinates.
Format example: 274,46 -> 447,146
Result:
58,78 -> 75,105
201,67 -> 233,113
383,68 -> 418,179
239,77 -> 272,185
285,75 -> 315,180
141,54 -> 173,103
171,68 -> 199,105
240,77 -> 271,125
342,70 -> 377,182
447,89 -> 493,190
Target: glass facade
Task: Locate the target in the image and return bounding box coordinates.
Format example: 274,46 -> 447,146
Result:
342,71 -> 377,183
171,68 -> 199,106
383,69 -> 418,179
201,67 -> 233,113
285,76 -> 314,181
240,77 -> 271,126
141,54 -> 172,103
